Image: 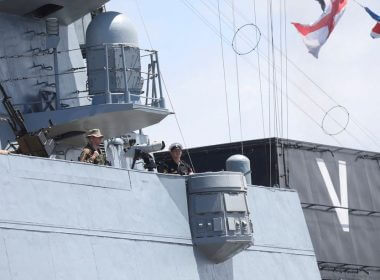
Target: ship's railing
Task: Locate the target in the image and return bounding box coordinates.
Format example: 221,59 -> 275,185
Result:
11,44 -> 165,113
12,94 -> 162,113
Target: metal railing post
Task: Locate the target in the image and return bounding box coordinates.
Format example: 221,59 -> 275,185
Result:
154,51 -> 165,108
53,48 -> 61,110
150,54 -> 157,107
104,44 -> 112,104
146,63 -> 151,105
121,45 -> 131,103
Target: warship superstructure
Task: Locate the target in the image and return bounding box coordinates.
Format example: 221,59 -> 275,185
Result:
0,0 -> 322,279
159,138 -> 380,280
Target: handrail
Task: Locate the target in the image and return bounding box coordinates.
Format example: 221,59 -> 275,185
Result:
301,202 -> 380,217
12,93 -> 161,112
10,44 -> 165,113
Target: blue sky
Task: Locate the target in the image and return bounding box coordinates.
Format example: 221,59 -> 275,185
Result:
106,0 -> 380,152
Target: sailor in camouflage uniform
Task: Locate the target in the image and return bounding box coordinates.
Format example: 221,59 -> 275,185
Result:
160,143 -> 193,175
79,129 -> 107,165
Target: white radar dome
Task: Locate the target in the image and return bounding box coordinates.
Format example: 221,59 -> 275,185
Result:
86,11 -> 139,47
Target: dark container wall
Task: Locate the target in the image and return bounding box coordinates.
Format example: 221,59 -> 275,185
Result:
155,138 -> 380,279
154,138 -> 279,187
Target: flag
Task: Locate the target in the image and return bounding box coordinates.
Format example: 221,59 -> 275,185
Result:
316,0 -> 326,11
292,0 -> 348,58
364,7 -> 380,39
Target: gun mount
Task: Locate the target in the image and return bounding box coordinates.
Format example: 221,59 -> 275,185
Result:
0,84 -> 55,157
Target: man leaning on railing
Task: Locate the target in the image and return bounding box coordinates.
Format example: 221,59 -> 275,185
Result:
158,143 -> 193,175
79,129 -> 107,165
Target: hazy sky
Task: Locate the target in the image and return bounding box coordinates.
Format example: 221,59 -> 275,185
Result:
106,0 -> 380,152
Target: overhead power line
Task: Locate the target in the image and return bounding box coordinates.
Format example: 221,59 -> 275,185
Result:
135,0 -> 195,171
217,0 -> 232,143
231,0 -> 244,154
179,0 -> 368,149
253,0 -> 266,138
184,0 -> 380,150
222,0 -> 380,149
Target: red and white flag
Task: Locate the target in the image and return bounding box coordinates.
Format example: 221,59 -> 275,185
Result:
365,7 -> 380,39
292,0 -> 348,58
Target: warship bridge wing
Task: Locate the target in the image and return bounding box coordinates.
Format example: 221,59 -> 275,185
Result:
23,103 -> 171,145
0,0 -> 109,25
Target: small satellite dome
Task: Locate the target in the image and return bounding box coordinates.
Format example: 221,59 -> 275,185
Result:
226,154 -> 252,184
86,11 -> 139,47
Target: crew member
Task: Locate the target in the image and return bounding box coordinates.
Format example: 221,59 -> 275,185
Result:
79,128 -> 106,165
159,143 -> 193,175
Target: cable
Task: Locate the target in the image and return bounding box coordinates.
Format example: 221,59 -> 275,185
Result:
266,0 -> 271,137
161,76 -> 196,172
134,0 -> 154,49
283,0 -> 290,187
191,0 -> 364,148
181,0 -> 221,37
352,0 -> 365,8
217,0 -> 232,143
136,0 -> 195,172
0,47 -> 83,60
267,0 -> 273,187
269,0 -> 280,138
0,65 -> 147,84
201,0 -> 259,53
0,69 -> 87,84
199,0 -> 265,143
283,58 -> 380,149
231,0 -> 244,154
196,0 -> 376,149
284,0 -> 289,140
199,0 -> 265,141
322,105 -> 350,136
231,24 -> 261,55
222,0 -> 380,149
279,0 -> 284,138
253,0 -> 266,138
287,95 -> 344,147
0,46 -> 155,61
180,0 -> 345,148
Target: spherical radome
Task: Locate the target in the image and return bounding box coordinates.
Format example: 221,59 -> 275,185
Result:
86,11 -> 139,47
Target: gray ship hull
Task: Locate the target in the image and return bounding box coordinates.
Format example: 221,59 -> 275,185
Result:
0,1 -> 322,278
0,154 -> 320,279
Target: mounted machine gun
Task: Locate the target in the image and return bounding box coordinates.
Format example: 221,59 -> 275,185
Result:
0,83 -> 55,157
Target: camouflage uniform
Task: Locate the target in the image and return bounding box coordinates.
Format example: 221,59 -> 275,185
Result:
160,158 -> 193,175
158,142 -> 193,175
79,143 -> 106,165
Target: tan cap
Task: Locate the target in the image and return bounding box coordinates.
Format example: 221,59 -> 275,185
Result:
86,128 -> 103,138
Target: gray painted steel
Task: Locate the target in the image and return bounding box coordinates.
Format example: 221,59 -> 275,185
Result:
180,138 -> 380,278
0,3 -> 321,279
187,172 -> 253,263
23,103 -> 170,145
0,0 -> 109,25
0,154 -> 321,279
74,14 -> 92,46
0,12 -> 87,147
283,145 -> 380,270
226,154 -> 252,184
0,13 -> 87,112
0,8 -> 168,149
86,12 -> 139,47
86,12 -> 142,104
